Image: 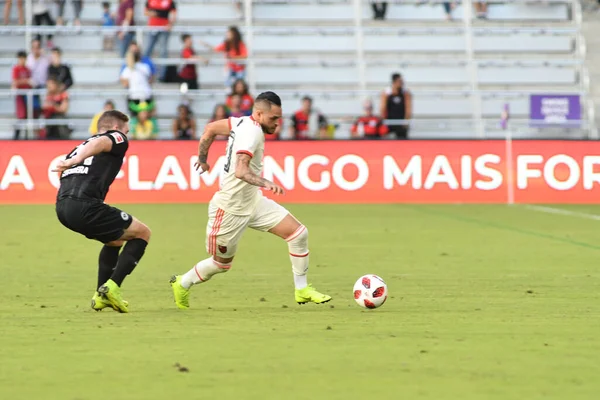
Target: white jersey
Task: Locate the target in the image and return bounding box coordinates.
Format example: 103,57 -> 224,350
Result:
212,116 -> 265,215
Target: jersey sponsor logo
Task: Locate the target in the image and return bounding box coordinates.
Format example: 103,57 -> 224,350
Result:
111,132 -> 124,144
120,212 -> 129,221
61,165 -> 89,177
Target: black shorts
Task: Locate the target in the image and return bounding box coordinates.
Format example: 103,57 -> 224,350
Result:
387,125 -> 410,140
56,198 -> 133,244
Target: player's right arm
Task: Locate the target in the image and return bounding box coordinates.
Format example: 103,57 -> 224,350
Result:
194,118 -> 231,173
52,136 -> 113,173
235,153 -> 284,195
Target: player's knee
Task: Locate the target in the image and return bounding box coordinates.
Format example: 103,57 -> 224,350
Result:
106,240 -> 125,247
213,258 -> 232,271
287,225 -> 308,248
134,222 -> 151,242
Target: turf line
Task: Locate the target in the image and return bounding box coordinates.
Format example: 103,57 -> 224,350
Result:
522,205 -> 600,222
410,206 -> 600,251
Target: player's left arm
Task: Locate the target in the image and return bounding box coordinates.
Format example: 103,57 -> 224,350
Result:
52,136 -> 113,173
195,118 -> 231,173
235,153 -> 284,195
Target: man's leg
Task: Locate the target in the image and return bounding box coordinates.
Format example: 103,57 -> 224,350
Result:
249,198 -> 331,304
97,214 -> 151,313
170,205 -> 246,309
91,240 -> 123,311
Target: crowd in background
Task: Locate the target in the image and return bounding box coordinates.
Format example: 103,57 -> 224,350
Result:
8,0 -> 414,140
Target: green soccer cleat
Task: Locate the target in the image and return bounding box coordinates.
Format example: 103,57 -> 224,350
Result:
98,279 -> 129,313
295,284 -> 332,305
91,291 -> 128,312
170,275 -> 190,310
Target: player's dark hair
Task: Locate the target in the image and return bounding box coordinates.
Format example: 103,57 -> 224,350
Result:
255,91 -> 281,108
181,33 -> 191,42
97,110 -> 129,133
391,73 -> 401,82
17,50 -> 27,58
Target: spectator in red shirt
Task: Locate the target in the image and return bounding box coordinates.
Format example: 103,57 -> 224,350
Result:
226,79 -> 253,114
12,50 -> 33,139
144,0 -> 177,82
42,76 -> 70,139
290,96 -> 328,140
201,26 -> 247,91
178,34 -> 208,91
351,99 -> 388,139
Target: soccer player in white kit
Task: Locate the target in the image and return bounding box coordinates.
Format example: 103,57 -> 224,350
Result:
170,92 -> 331,308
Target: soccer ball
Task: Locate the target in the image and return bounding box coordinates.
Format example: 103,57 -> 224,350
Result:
353,274 -> 388,309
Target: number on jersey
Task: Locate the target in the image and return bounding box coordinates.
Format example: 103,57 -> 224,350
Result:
224,130 -> 236,173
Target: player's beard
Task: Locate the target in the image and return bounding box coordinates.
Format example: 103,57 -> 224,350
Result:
261,123 -> 275,134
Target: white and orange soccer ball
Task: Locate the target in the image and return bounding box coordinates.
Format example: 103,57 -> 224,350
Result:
353,274 -> 388,309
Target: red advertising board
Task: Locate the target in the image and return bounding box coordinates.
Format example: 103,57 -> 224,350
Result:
1,140 -> 600,204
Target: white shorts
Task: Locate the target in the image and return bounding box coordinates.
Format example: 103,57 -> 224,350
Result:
205,196 -> 289,258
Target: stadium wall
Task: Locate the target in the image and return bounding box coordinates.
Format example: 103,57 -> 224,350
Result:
1,140 -> 599,204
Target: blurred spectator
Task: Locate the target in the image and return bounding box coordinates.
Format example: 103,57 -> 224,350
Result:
116,0 -> 135,58
179,34 -> 207,91
370,1 -> 388,20
56,0 -> 83,27
12,50 -> 33,139
475,2 -> 488,19
102,2 -> 116,51
443,2 -> 457,21
228,94 -> 248,118
351,99 -> 388,139
120,41 -> 156,79
290,96 -> 328,140
4,0 -> 24,25
131,106 -> 158,140
210,103 -> 229,123
234,0 -> 243,20
48,47 -> 73,90
144,0 -> 177,81
32,0 -> 55,48
211,103 -> 229,140
120,49 -> 154,116
202,26 -> 247,90
26,39 -> 50,117
172,104 -> 196,140
226,79 -> 253,114
380,73 -> 412,140
89,100 -> 115,135
42,76 -> 70,139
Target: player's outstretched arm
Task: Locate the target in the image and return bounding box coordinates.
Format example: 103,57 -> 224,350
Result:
195,119 -> 231,173
52,136 -> 113,173
235,153 -> 284,195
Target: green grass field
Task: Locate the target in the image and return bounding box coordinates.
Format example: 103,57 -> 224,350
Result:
1,203 -> 600,399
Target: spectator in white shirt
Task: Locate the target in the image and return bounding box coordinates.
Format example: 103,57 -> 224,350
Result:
120,49 -> 155,116
26,39 -> 50,88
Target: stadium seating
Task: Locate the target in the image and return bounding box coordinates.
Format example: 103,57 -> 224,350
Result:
0,0 -> 591,139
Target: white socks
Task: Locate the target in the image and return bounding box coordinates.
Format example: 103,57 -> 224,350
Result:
287,225 -> 309,290
180,257 -> 231,289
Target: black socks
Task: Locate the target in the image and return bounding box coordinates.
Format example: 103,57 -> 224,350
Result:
98,245 -> 121,289
110,239 -> 148,286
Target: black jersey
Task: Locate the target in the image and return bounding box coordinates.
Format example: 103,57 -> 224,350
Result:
57,130 -> 129,202
386,89 -> 406,120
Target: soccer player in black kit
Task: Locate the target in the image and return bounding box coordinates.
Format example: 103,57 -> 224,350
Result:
54,110 -> 151,313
